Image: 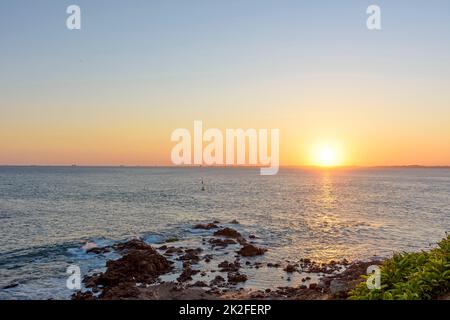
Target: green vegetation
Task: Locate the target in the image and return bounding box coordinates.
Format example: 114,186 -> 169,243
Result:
349,233 -> 450,300
165,236 -> 179,243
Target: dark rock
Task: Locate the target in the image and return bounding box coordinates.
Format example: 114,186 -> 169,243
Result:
191,281 -> 208,287
164,247 -> 178,254
284,264 -> 297,273
329,280 -> 348,296
113,239 -> 153,252
85,244 -> 172,288
210,275 -> 225,286
193,223 -> 219,230
250,291 -> 265,298
209,238 -> 237,247
301,258 -> 311,264
218,260 -> 240,272
177,267 -> 199,283
267,263 -> 281,268
213,228 -> 242,238
227,272 -> 247,284
237,244 -> 267,257
229,219 -> 240,224
100,281 -> 140,300
178,248 -> 201,263
72,291 -> 94,300
309,283 -> 318,290
87,247 -> 111,254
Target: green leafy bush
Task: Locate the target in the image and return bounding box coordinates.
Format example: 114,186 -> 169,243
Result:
349,233 -> 450,300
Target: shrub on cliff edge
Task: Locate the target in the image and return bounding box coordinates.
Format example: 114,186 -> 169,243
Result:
349,233 -> 450,300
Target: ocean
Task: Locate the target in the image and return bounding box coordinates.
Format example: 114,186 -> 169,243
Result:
0,166 -> 449,299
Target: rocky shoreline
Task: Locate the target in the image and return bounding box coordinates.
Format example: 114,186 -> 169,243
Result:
73,221 -> 381,300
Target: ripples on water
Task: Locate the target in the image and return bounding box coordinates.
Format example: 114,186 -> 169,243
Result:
0,166 -> 449,299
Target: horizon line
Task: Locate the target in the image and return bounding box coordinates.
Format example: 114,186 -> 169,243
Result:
0,164 -> 449,169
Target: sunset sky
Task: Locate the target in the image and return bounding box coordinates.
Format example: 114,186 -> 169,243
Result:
1,0 -> 450,166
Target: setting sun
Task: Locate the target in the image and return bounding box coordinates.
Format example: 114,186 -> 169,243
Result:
311,144 -> 343,167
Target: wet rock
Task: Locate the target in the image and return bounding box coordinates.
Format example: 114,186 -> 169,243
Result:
267,263 -> 281,268
218,260 -> 240,272
229,219 -> 240,224
100,281 -> 140,300
193,223 -> 219,230
249,235 -> 256,239
319,260 -> 382,297
250,291 -> 265,299
177,267 -> 199,283
210,275 -> 225,286
164,246 -> 183,255
301,258 -> 311,264
299,285 -> 307,289
209,238 -> 237,247
227,272 -> 247,284
284,264 -> 297,273
158,245 -> 168,250
329,280 -> 348,297
318,279 -> 329,289
87,247 -> 111,254
178,248 -> 202,263
113,239 -> 153,252
237,244 -> 267,257
190,281 -> 208,287
72,291 -> 94,300
213,228 -> 242,239
309,283 -> 318,290
86,245 -> 172,288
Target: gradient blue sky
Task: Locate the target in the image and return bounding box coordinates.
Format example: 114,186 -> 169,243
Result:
1,1 -> 450,165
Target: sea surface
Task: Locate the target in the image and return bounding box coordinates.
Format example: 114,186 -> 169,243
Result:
0,166 -> 449,299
